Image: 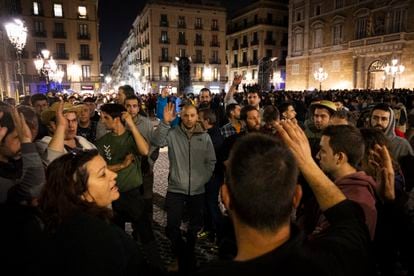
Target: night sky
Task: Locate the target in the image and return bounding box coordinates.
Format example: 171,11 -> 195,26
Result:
98,0 -> 253,73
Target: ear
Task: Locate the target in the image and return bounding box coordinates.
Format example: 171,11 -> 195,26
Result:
336,152 -> 347,165
292,184 -> 302,209
220,184 -> 231,211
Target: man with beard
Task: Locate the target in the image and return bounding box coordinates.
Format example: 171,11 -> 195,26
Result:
152,103 -> 216,273
199,88 -> 227,127
220,103 -> 243,139
369,103 -> 413,162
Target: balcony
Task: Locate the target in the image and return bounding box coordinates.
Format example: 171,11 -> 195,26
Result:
33,30 -> 47,37
227,18 -> 287,34
250,39 -> 259,46
231,63 -> 238,68
78,53 -> 92,60
159,38 -> 170,44
210,41 -> 220,47
177,39 -> 187,45
53,31 -> 67,39
78,33 -> 91,40
159,56 -> 172,62
195,24 -> 203,30
55,52 -> 69,59
142,58 -> 150,63
239,61 -> 249,67
177,22 -> 186,28
211,25 -> 219,31
193,57 -> 205,64
264,39 -> 276,45
194,40 -> 204,46
240,42 -> 248,48
209,58 -> 221,64
160,21 -> 169,27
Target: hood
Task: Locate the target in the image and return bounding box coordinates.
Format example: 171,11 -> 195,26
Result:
335,171 -> 378,198
370,106 -> 396,139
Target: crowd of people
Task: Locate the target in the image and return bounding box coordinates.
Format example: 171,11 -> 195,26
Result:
0,80 -> 413,276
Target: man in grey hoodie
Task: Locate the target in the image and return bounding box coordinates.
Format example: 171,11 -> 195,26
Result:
153,103 -> 216,273
370,103 -> 413,163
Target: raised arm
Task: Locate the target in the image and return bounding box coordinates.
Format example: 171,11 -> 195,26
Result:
224,75 -> 242,105
275,120 -> 346,211
122,111 -> 149,156
152,103 -> 175,147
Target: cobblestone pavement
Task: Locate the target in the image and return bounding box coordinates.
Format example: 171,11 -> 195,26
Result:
150,149 -> 219,268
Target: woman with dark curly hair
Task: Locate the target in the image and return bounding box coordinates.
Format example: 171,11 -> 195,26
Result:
39,149 -> 154,276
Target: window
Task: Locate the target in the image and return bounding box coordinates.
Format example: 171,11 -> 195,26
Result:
355,17 -> 367,39
195,67 -> 203,79
295,10 -> 302,22
35,42 -> 46,53
56,43 -> 66,58
314,4 -> 321,16
161,31 -> 168,43
390,9 -> 406,33
332,60 -> 341,72
212,19 -> 218,30
195,33 -> 203,45
79,24 -> 88,36
252,32 -> 258,42
313,28 -> 323,48
293,29 -> 304,51
161,48 -> 168,59
80,44 -> 89,56
267,13 -> 273,23
333,24 -> 343,45
213,68 -> 218,81
242,52 -> 247,63
292,64 -> 300,75
82,65 -> 91,80
33,1 -> 42,15
335,0 -> 344,9
254,14 -> 258,24
160,14 -> 168,27
195,49 -> 202,62
266,31 -> 273,41
160,66 -> 169,80
54,22 -> 64,33
252,69 -> 257,80
212,34 -> 218,44
242,35 -> 247,46
53,3 -> 63,17
78,6 -> 87,19
178,16 -> 185,27
233,54 -> 238,65
243,19 -> 247,27
195,17 -> 202,29
179,48 -> 186,57
266,49 -> 273,58
212,50 -> 218,61
58,64 -> 67,79
34,20 -> 45,33
178,31 -> 186,44
252,49 -> 258,61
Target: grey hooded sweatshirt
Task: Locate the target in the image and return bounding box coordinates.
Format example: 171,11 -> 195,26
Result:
370,106 -> 413,162
152,121 -> 216,195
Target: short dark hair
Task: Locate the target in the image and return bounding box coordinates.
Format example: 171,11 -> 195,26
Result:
372,103 -> 391,113
100,103 -> 126,120
0,112 -> 15,140
31,93 -> 48,104
227,133 -> 298,231
331,110 -> 355,125
278,102 -> 294,114
262,105 -> 280,123
200,88 -> 211,96
125,95 -> 141,104
200,108 -> 216,125
82,97 -> 96,103
119,85 -> 135,97
247,90 -> 261,97
225,103 -> 239,119
322,125 -> 365,167
240,105 -> 258,121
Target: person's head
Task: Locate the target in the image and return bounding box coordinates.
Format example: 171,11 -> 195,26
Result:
40,102 -> 83,140
181,104 -> 199,129
360,128 -> 392,176
0,112 -> 20,161
311,100 -> 337,130
199,108 -> 216,130
124,95 -> 140,118
78,104 -> 91,125
330,110 -> 354,126
17,105 -> 39,139
199,88 -> 212,105
279,102 -> 296,120
225,103 -> 241,120
39,150 -> 118,231
317,125 -> 364,177
68,95 -> 77,105
262,105 -> 280,131
222,133 -> 300,232
247,91 -> 261,109
82,97 -> 96,117
370,103 -> 392,132
100,103 -> 127,130
240,105 -> 261,132
31,93 -> 49,116
118,85 -> 135,104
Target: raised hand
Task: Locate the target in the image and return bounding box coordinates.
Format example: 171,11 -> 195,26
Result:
0,126 -> 7,143
56,100 -> 68,129
369,144 -> 395,201
275,120 -> 312,170
10,107 -> 32,143
232,74 -> 243,86
121,111 -> 134,128
163,102 -> 176,124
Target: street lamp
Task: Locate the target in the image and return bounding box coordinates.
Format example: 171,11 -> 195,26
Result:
34,49 -> 65,92
313,67 -> 328,92
384,59 -> 405,92
5,19 -> 28,97
258,57 -> 277,92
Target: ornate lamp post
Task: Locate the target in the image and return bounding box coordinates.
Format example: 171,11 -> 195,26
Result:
313,67 -> 328,92
34,49 -> 65,92
384,59 -> 405,92
5,19 -> 28,97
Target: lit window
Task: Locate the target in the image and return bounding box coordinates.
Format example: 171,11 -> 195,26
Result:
54,4 -> 63,17
82,65 -> 91,80
78,6 -> 87,19
33,2 -> 39,15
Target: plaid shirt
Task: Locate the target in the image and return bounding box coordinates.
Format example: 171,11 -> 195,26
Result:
221,122 -> 243,138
